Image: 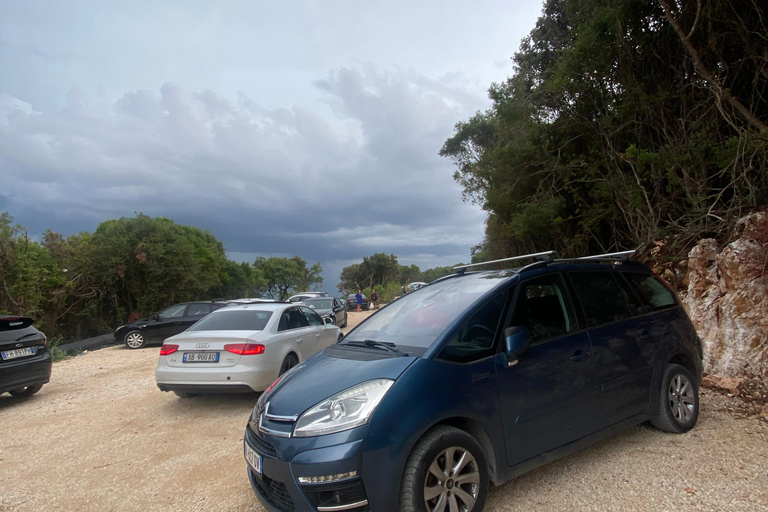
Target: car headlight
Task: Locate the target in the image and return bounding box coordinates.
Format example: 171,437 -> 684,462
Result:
293,379 -> 394,437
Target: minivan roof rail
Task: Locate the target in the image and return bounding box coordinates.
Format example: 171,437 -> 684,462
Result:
453,251 -> 557,274
554,249 -> 636,263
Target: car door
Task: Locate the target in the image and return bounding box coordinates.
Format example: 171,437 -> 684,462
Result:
299,306 -> 335,353
496,273 -> 599,466
276,307 -> 312,360
566,270 -> 654,429
142,304 -> 188,341
332,299 -> 346,326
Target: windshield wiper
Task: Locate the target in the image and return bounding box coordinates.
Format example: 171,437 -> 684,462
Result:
344,340 -> 408,357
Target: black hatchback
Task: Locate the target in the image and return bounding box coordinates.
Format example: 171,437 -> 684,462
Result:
0,316 -> 51,398
115,301 -> 227,349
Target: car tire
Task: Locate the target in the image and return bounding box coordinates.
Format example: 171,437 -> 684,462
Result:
279,353 -> 298,376
400,426 -> 488,512
124,330 -> 146,349
173,390 -> 197,399
651,363 -> 699,433
9,383 -> 44,398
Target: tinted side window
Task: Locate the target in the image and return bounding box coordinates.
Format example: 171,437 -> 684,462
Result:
512,274 -> 576,344
439,291 -> 506,363
279,308 -> 309,331
187,304 -> 211,316
568,271 -> 635,327
159,304 -> 187,319
624,273 -> 677,310
301,307 -> 324,326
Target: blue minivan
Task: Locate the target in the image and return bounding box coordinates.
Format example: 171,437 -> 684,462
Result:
243,251 -> 703,512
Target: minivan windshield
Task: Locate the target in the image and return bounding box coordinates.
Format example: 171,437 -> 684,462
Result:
187,310 -> 273,331
343,272 -> 509,350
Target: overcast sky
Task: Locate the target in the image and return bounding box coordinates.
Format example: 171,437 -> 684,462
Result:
0,0 -> 543,293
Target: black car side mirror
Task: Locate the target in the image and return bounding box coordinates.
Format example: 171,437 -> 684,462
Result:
503,326 -> 531,367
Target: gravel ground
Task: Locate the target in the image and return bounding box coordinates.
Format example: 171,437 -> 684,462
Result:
1,309 -> 766,512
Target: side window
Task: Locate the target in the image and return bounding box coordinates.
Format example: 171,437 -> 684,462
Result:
568,271 -> 635,327
159,304 -> 187,319
187,304 -> 211,317
301,306 -> 324,326
279,309 -> 308,331
624,273 -> 677,311
439,291 -> 506,364
512,274 -> 576,344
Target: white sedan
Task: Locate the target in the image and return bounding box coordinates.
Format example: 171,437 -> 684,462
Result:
155,303 -> 342,397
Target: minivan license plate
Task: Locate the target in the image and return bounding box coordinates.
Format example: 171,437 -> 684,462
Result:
1,347 -> 36,360
182,352 -> 219,363
244,443 -> 262,474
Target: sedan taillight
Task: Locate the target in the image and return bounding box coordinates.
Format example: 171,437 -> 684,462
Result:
160,344 -> 179,356
224,343 -> 265,355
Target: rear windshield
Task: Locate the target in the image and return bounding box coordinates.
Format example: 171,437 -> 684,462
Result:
305,298 -> 334,309
344,273 -> 509,349
186,310 -> 273,331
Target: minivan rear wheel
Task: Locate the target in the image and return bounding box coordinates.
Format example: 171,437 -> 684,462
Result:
651,363 -> 699,433
400,426 -> 488,512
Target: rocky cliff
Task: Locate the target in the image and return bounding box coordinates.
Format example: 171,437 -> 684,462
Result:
680,210 -> 768,381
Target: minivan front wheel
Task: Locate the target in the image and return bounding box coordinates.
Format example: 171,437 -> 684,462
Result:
651,363 -> 699,433
401,426 -> 488,512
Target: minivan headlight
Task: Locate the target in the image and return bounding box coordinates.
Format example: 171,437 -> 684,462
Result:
293,379 -> 394,437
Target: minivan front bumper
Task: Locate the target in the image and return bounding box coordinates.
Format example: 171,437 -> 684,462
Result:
244,424 -> 407,512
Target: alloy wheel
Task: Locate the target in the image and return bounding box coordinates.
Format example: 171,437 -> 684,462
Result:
668,373 -> 695,424
125,332 -> 144,349
423,446 -> 480,512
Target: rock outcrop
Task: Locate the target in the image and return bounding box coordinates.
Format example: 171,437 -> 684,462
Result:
681,210 -> 768,380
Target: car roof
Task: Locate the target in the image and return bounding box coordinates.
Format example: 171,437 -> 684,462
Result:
217,302 -> 298,312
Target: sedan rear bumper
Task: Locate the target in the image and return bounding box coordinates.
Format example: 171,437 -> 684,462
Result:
155,363 -> 276,393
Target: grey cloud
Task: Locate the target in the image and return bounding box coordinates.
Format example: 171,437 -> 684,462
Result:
0,66 -> 485,290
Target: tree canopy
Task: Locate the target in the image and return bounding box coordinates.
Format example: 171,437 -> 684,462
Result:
441,0 -> 768,260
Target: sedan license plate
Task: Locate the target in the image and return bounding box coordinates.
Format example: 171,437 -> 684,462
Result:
244,442 -> 262,474
182,352 -> 219,363
1,347 -> 36,360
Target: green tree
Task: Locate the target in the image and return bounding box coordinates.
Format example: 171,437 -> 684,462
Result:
442,0 -> 768,260
254,256 -> 323,301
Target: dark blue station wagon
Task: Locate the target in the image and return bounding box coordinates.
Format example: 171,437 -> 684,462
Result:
243,252 -> 703,512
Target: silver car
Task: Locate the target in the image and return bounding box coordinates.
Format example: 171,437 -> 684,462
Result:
155,303 -> 341,398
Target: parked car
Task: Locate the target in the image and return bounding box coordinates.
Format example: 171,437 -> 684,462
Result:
243,251 -> 702,512
288,292 -> 327,303
115,301 -> 227,349
303,297 -> 348,328
1,316 -> 51,398
406,281 -> 427,293
346,293 -> 368,311
155,303 -> 342,398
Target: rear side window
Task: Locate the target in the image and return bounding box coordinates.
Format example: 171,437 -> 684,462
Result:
511,274 -> 576,344
568,271 -> 636,327
187,304 -> 211,316
624,273 -> 677,310
439,291 -> 506,363
279,308 -> 310,331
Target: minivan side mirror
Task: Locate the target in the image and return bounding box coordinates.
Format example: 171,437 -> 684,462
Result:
503,326 -> 531,367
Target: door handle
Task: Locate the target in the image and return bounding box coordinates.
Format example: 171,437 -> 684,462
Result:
315,333 -> 321,338
296,338 -> 302,344
571,350 -> 590,362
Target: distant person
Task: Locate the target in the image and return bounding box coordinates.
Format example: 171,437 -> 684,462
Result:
370,290 -> 378,309
355,289 -> 363,312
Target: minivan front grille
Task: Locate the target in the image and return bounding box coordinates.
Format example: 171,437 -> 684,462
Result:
251,470 -> 295,512
245,425 -> 277,458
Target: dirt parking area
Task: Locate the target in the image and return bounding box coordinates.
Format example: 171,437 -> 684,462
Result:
1,309 -> 767,512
